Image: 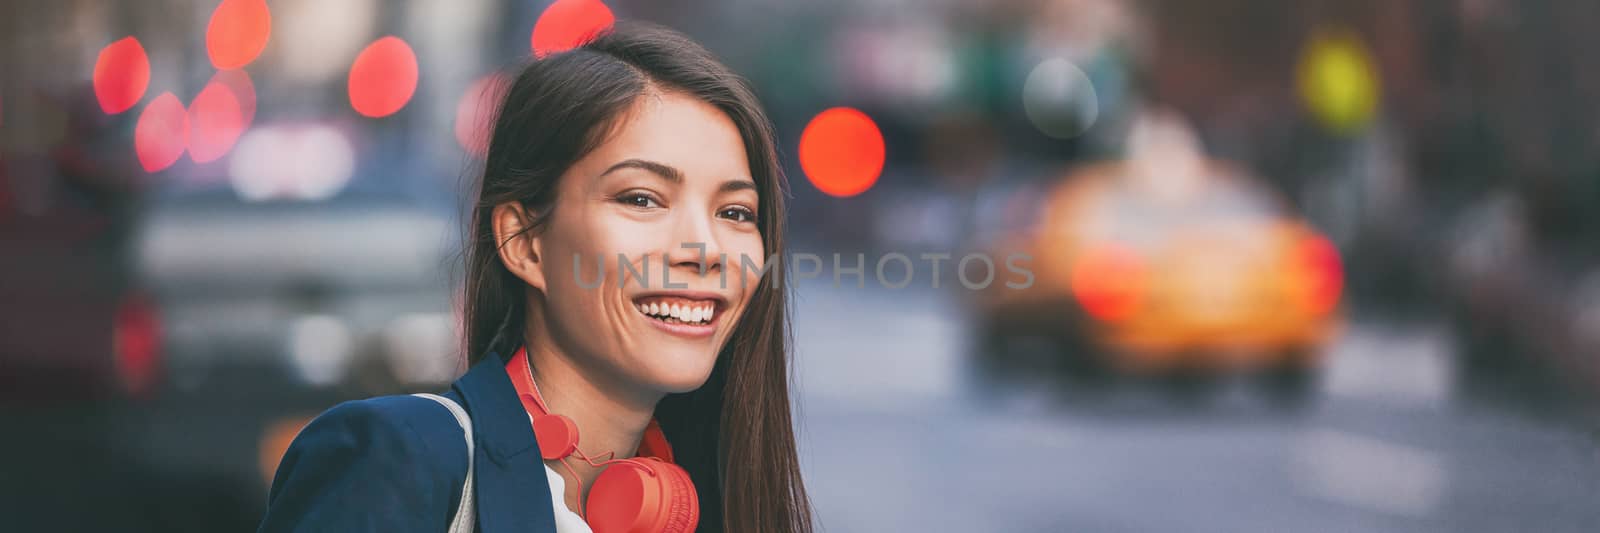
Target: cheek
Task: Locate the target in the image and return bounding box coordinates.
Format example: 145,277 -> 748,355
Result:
538,214 -> 644,347
544,211 -> 666,290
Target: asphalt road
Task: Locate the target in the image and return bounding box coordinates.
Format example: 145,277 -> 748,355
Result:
791,284 -> 1600,533
7,282 -> 1595,532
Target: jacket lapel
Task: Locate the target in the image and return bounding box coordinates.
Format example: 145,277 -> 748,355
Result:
452,351 -> 557,533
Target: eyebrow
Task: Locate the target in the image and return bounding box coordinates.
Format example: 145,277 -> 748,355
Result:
603,159 -> 683,183
601,158 -> 757,193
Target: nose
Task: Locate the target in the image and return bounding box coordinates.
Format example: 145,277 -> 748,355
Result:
663,210 -> 725,279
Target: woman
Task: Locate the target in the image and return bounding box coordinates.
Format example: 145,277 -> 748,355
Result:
258,22 -> 812,533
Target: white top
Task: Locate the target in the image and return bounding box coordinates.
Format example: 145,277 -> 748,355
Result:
533,411 -> 592,533
545,463 -> 593,532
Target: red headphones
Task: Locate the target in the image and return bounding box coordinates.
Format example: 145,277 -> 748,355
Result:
506,348 -> 700,533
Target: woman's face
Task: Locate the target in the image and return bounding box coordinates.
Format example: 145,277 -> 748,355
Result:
525,91 -> 764,394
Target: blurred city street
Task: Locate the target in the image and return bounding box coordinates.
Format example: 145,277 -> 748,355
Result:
793,283 -> 1600,533
7,0 -> 1600,531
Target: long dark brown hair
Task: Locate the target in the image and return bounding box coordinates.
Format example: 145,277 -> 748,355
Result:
460,21 -> 811,533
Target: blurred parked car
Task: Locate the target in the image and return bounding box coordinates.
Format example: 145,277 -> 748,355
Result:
119,181 -> 462,523
970,113 -> 1343,403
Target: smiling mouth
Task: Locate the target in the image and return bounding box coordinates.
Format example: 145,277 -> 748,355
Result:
633,295 -> 721,327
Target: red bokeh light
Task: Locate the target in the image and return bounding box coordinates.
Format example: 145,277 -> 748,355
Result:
798,107 -> 886,198
93,37 -> 150,114
531,0 -> 615,57
1298,234 -> 1344,315
206,0 -> 272,70
114,293 -> 162,398
348,36 -> 419,118
211,69 -> 257,126
135,92 -> 189,173
187,75 -> 246,164
454,74 -> 508,157
1070,244 -> 1148,322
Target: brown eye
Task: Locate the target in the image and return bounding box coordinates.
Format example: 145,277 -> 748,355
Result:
616,192 -> 661,209
718,206 -> 757,223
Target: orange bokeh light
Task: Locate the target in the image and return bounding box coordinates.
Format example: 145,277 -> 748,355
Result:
531,0 -> 615,57
454,73 -> 508,157
206,0 -> 272,70
93,37 -> 150,114
188,75 -> 246,164
135,92 -> 189,173
348,36 -> 419,118
798,107 -> 886,198
1070,244 -> 1148,322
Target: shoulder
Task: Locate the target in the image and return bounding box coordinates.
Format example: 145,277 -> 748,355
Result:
306,395 -> 466,457
283,394 -> 469,482
259,395 -> 469,532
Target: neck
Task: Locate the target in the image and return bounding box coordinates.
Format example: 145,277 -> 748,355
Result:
522,328 -> 661,508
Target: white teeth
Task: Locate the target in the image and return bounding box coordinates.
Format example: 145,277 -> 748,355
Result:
635,299 -> 716,324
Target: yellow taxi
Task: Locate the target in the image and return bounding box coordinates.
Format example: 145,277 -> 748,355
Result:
971,113 -> 1342,400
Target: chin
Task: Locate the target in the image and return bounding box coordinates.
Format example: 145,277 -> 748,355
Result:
636,351 -> 719,394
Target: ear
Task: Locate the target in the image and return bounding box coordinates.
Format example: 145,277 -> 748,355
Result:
492,201 -> 547,291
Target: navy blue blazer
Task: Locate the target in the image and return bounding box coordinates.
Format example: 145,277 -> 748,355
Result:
258,352 -> 559,532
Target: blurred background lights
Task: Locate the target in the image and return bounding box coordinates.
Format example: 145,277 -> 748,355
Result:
1295,234 -> 1344,315
798,107 -> 885,198
383,313 -> 460,385
206,0 -> 272,70
134,93 -> 189,173
92,37 -> 150,114
210,69 -> 258,127
287,314 -> 352,387
454,73 -> 508,157
1298,28 -> 1380,135
113,293 -> 163,397
1070,243 -> 1147,322
1022,57 -> 1100,140
348,36 -> 419,118
258,416 -> 314,492
228,124 -> 355,201
186,75 -> 247,164
532,0 -> 615,57
1124,108 -> 1206,203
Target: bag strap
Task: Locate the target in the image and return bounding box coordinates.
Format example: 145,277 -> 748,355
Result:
413,393 -> 476,533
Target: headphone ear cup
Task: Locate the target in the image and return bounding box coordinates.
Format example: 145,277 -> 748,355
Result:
657,460 -> 699,533
531,413 -> 579,460
585,458 -> 699,533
